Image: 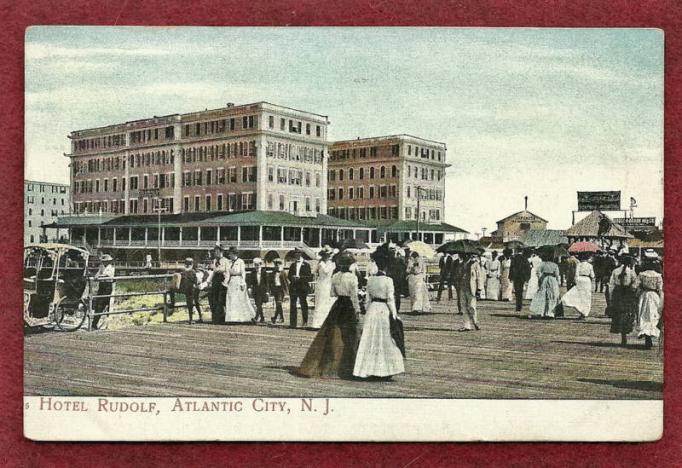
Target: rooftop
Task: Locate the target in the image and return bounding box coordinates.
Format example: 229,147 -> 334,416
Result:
565,210 -> 634,239
520,229 -> 569,247
496,210 -> 548,224
332,134 -> 447,149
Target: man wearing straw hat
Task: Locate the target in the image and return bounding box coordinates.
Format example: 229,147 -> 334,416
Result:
92,253 -> 116,330
180,257 -> 203,324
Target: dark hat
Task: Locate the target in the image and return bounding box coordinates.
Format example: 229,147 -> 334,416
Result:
226,246 -> 238,255
100,254 -> 113,262
184,257 -> 194,265
335,252 -> 356,268
274,258 -> 283,264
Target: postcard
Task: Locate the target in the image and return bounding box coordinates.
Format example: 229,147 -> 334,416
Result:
23,26 -> 663,441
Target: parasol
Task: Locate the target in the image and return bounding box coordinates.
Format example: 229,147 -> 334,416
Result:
340,238 -> 369,250
568,241 -> 600,254
505,240 -> 525,250
403,240 -> 435,258
436,239 -> 481,255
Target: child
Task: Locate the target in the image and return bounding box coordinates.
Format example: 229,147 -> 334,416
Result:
270,259 -> 289,324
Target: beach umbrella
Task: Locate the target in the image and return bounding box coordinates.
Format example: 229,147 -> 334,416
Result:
404,240 -> 435,258
340,238 -> 369,250
505,240 -> 525,250
568,241 -> 600,254
436,239 -> 481,255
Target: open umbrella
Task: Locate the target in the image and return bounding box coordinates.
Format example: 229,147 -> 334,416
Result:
404,240 -> 435,258
437,239 -> 481,255
340,238 -> 369,250
568,241 -> 600,254
505,240 -> 525,250
536,244 -> 569,259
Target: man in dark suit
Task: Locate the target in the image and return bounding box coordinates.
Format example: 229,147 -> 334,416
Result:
248,257 -> 270,323
270,259 -> 288,324
210,244 -> 229,324
437,253 -> 455,302
288,249 -> 312,328
451,255 -> 466,315
509,249 -> 532,312
180,257 -> 203,324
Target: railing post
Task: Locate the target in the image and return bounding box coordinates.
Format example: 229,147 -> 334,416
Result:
163,291 -> 168,323
87,278 -> 94,331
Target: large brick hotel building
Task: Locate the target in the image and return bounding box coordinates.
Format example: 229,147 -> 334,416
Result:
57,101 -> 465,255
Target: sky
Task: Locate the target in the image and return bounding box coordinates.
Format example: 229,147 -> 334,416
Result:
25,27 -> 663,234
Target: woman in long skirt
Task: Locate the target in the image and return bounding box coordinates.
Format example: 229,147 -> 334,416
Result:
561,253 -> 595,318
529,254 -> 561,318
297,253 -> 360,379
499,249 -> 513,301
407,252 -> 431,314
224,247 -> 256,323
485,251 -> 501,301
311,248 -> 336,329
607,256 -> 638,346
353,252 -> 405,380
635,265 -> 663,349
524,253 -> 543,299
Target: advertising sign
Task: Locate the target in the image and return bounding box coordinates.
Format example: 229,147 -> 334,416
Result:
577,191 -> 621,211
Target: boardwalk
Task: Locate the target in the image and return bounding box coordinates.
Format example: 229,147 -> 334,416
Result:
24,293 -> 663,399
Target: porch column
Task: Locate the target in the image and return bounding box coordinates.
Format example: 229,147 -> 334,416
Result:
300,227 -> 304,243
113,228 -> 116,246
237,225 -> 241,247
97,228 -> 101,248
197,226 -> 201,246
318,228 -> 322,247
161,226 -> 165,246
216,226 -> 221,245
280,226 -> 284,248
258,225 -> 263,248
128,227 -> 132,246
179,227 -> 183,246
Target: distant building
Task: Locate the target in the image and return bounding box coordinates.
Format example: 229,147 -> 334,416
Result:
565,210 -> 633,247
493,210 -> 548,242
327,134 -> 465,243
24,180 -> 70,245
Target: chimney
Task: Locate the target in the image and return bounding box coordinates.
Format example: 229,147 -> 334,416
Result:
226,102 -> 235,107
524,196 -> 528,211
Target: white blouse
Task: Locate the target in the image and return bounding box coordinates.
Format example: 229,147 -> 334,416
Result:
226,258 -> 246,286
365,275 -> 398,318
330,271 -> 360,313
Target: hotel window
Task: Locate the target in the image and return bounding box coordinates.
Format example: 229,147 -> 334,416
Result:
305,172 -> 311,186
194,170 -> 202,186
392,144 -> 399,157
338,188 -> 344,200
315,198 -> 320,213
349,168 -> 354,180
280,118 -> 285,130
130,176 -> 138,190
380,186 -> 387,198
315,173 -> 321,187
143,198 -> 148,214
206,195 -> 211,211
370,147 -> 377,157
217,194 -> 224,211
267,194 -> 273,209
349,187 -> 354,200
194,196 -> 200,212
268,167 -> 274,182
229,167 -> 237,183
369,186 -> 375,198
431,169 -> 435,180
279,195 -> 285,210
392,165 -> 398,177
242,116 -> 248,129
438,151 -> 442,161
268,116 -> 274,128
242,167 -> 248,183
306,123 -> 311,135
405,207 -> 412,219
305,197 -> 311,211
380,166 -> 386,178
329,170 -> 336,182
328,189 -> 335,200
339,169 -> 344,181
183,197 -> 189,212
316,125 -> 321,137
217,168 -> 226,184
358,187 -> 364,199
408,145 -> 412,156
206,169 -> 212,185
370,167 -> 375,179
95,180 -> 100,193
359,168 -> 364,180
249,115 -> 255,128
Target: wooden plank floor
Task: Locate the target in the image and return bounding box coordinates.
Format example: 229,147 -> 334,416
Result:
24,292 -> 663,399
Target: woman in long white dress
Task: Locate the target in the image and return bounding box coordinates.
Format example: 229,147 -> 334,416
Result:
353,252 -> 405,380
529,254 -> 561,318
407,252 -> 431,314
524,253 -> 542,299
561,253 -> 595,318
485,252 -> 501,301
499,249 -> 513,301
311,249 -> 336,329
224,247 -> 256,323
635,265 -> 663,349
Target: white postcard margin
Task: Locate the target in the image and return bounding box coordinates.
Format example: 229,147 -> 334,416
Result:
24,397 -> 662,441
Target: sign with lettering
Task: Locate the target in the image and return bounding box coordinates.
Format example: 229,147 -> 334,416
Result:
612,217 -> 656,229
577,191 -> 621,211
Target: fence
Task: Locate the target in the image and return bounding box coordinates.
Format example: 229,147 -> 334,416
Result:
86,273 -> 174,331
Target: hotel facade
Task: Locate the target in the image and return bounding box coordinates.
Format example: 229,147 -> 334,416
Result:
24,180 -> 70,245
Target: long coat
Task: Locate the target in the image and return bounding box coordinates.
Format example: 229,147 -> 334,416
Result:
288,261 -> 312,296
248,267 -> 270,302
509,254 -> 531,283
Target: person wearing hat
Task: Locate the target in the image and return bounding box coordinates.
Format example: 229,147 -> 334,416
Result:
436,252 -> 455,302
499,249 -> 513,302
91,253 -> 116,329
248,257 -> 270,323
180,258 -> 203,324
407,251 -> 431,314
457,253 -> 485,331
224,247 -> 256,323
311,247 -> 336,329
209,244 -> 229,324
288,248 -> 312,328
607,255 -> 639,346
509,249 -> 532,313
561,252 -> 596,319
298,252 -> 361,378
524,249 -> 542,300
635,260 -> 663,349
269,258 -> 289,324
